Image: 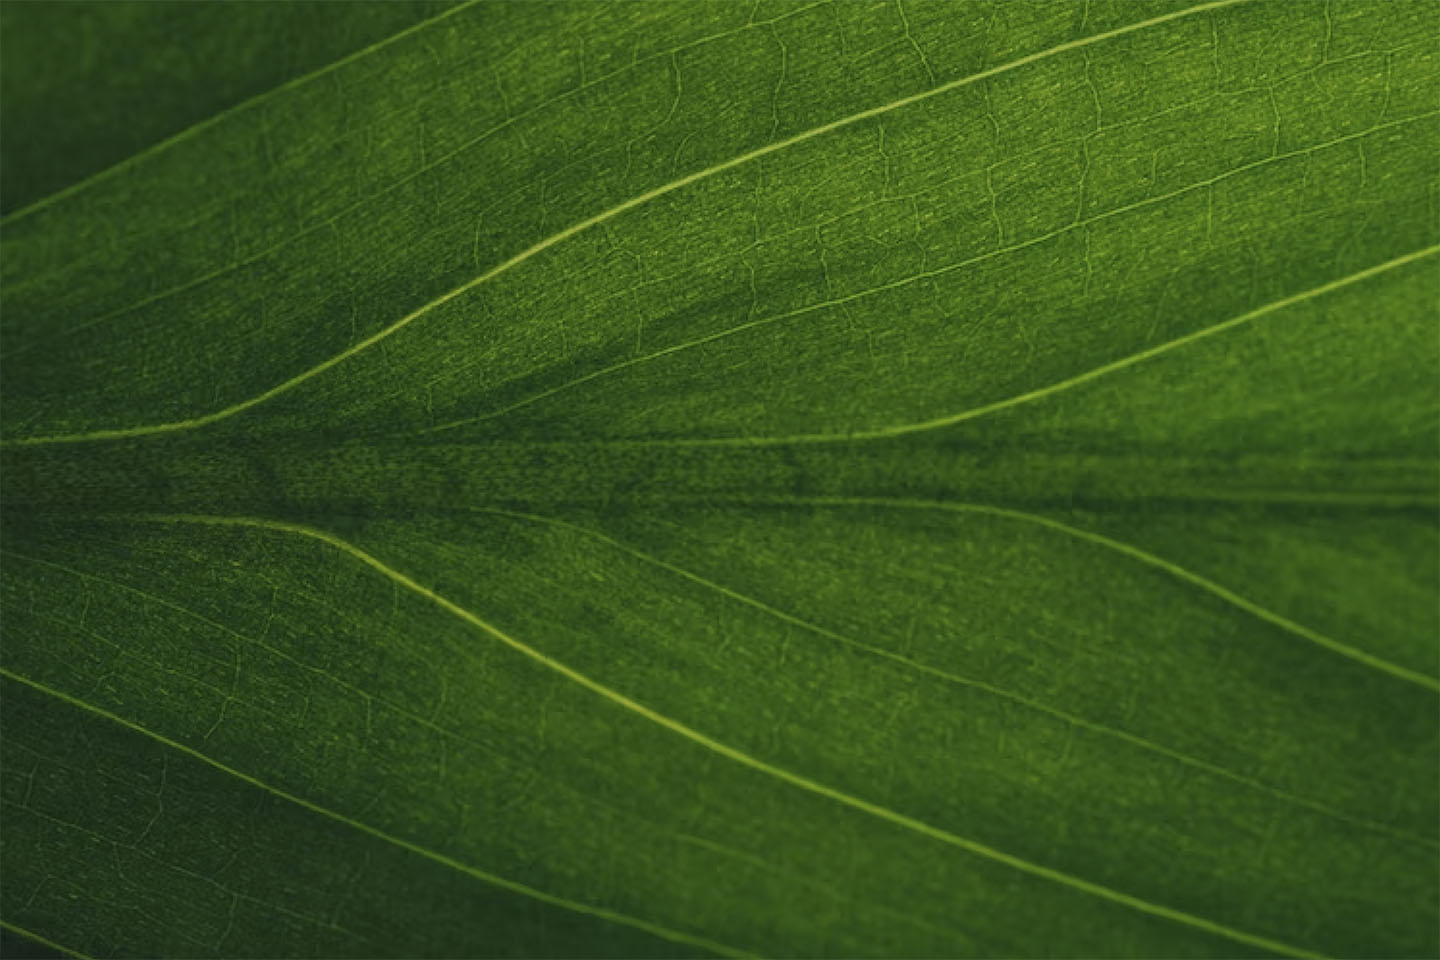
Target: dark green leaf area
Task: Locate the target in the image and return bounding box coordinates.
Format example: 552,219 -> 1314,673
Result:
0,1 -> 458,213
0,679 -> 704,959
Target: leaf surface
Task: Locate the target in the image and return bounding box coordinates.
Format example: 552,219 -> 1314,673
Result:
2,1 -> 1437,957
0,0 -> 459,214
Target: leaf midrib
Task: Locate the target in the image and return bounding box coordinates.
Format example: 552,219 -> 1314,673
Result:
3,2 -> 1433,956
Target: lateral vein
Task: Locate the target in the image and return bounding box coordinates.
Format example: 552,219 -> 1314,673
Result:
4,0 -> 1252,448
0,668 -> 752,960
4,0 -> 833,356
423,114 -> 1436,436
608,244 -> 1440,447
470,505 -> 1440,842
0,2 -> 485,226
728,495 -> 1440,692
0,919 -> 95,960
83,511 -> 1327,959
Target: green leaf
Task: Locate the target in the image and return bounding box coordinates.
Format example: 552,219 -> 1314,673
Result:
2,1 -> 1436,957
0,0 -> 460,215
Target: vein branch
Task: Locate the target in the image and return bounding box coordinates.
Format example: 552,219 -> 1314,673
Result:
709,496 -> 1440,693
470,505 -> 1440,837
0,668 -> 750,960
42,511 -> 1330,960
4,0 -> 1252,449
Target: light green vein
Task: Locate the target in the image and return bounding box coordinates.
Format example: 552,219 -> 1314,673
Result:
1,546 -> 480,750
803,245 -> 1440,443
596,244 -> 1437,447
0,918 -> 94,960
0,1 -> 485,227
3,0 -> 831,353
733,495 -> 1440,692
3,539 -> 993,949
425,113 -> 1435,437
470,505 -> 1439,845
94,511 -> 1323,959
4,799 -> 368,949
2,0 -> 1251,449
0,669 -> 751,960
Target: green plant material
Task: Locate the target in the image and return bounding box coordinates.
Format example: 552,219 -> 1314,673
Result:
1,1 -> 1436,957
0,0 -> 458,214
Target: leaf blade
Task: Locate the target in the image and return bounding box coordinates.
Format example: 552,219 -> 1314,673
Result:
2,1 -> 1436,956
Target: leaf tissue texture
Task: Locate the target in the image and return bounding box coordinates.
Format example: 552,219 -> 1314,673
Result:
1,1 -> 1437,957
0,0 -> 460,214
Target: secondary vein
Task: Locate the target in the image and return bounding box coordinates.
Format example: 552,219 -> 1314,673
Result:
470,505 -> 1440,840
3,0 -> 833,356
4,539 -> 981,948
3,0 -> 1252,449
422,113 -> 1436,436
0,1 -> 485,226
716,496 -> 1440,692
0,667 -> 752,960
0,919 -> 95,960
77,511 -> 1327,960
607,244 -> 1440,447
